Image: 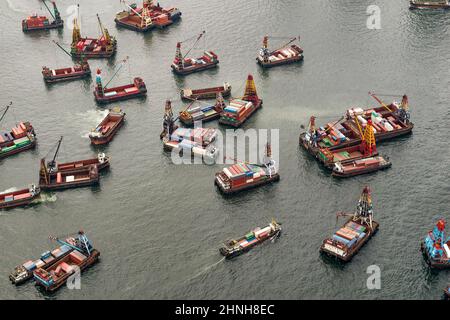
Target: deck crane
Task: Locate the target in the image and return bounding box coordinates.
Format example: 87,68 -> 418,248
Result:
42,0 -> 62,23
261,36 -> 300,62
121,0 -> 152,28
354,115 -> 377,156
369,92 -> 410,124
174,31 -> 206,69
0,102 -> 12,124
52,40 -> 88,67
97,14 -> 112,45
306,115 -> 344,147
49,230 -> 93,256
160,100 -> 178,140
94,56 -> 129,96
336,186 -> 374,229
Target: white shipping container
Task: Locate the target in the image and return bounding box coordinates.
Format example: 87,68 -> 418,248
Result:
66,176 -> 75,182
444,244 -> 450,258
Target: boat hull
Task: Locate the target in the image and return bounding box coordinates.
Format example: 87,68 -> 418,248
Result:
22,20 -> 64,32
94,90 -> 147,104
257,55 -> 304,68
410,2 -> 450,9
179,112 -> 221,126
90,118 -> 125,145
181,87 -> 231,100
332,162 -> 392,178
171,61 -> 219,75
0,194 -> 40,210
215,173 -> 280,195
220,230 -> 281,259
421,242 -> 450,269
43,70 -> 91,83
0,139 -> 36,160
114,18 -> 154,32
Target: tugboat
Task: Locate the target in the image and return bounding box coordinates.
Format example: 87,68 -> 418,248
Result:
215,143 -> 279,195
71,9 -> 117,59
42,41 -> 91,83
22,0 -> 63,32
180,83 -> 231,100
89,108 -> 125,145
421,219 -> 450,269
256,36 -> 303,68
0,185 -> 40,210
9,233 -> 90,285
320,186 -> 379,262
160,100 -> 219,162
179,93 -> 226,126
171,31 -> 219,75
219,75 -> 263,128
410,1 -> 450,9
220,219 -> 281,259
33,231 -> 100,292
0,103 -> 37,160
93,60 -> 147,104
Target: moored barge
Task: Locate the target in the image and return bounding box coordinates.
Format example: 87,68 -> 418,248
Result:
332,156 -> 391,178
180,83 -> 231,100
215,144 -> 279,195
22,1 -> 63,32
257,36 -> 303,68
320,186 -> 379,262
179,93 -> 226,126
94,69 -> 147,104
421,219 -> 450,269
89,108 -> 125,145
220,219 -> 281,259
219,75 -> 262,128
0,185 -> 40,210
39,160 -> 99,191
410,1 -> 450,9
33,231 -> 100,292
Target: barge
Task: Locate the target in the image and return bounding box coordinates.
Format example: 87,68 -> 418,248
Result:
33,231 -> 100,292
22,1 -> 63,32
421,219 -> 450,269
332,156 -> 392,178
39,160 -> 99,191
300,94 -> 413,157
410,1 -> 450,9
180,83 -> 231,100
219,75 -> 262,128
94,69 -> 147,104
257,36 -> 303,68
220,219 -> 281,259
179,93 -> 226,126
171,31 -> 219,75
215,144 -> 279,195
71,11 -> 117,59
320,186 -> 379,262
89,108 -> 125,145
0,185 -> 40,210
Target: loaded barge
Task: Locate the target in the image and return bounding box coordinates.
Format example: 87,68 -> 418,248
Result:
215,144 -> 279,195
421,219 -> 450,269
320,186 -> 379,262
219,75 -> 262,128
0,185 -> 40,210
180,83 -> 231,100
22,1 -> 63,32
89,108 -> 125,145
42,41 -> 91,83
71,11 -> 117,59
33,231 -> 100,292
220,219 -> 281,259
179,93 -> 226,126
300,94 -> 413,157
410,1 -> 450,9
257,36 -> 303,68
332,156 -> 391,178
171,31 -> 219,75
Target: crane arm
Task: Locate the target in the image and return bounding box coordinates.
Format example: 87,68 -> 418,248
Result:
52,40 -> 73,59
0,102 -> 12,124
42,0 -> 56,20
269,37 -> 298,55
183,31 -> 206,59
104,57 -> 129,88
369,92 -> 392,112
96,14 -> 106,38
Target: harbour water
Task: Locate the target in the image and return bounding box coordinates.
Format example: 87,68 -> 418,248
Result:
0,0 -> 449,299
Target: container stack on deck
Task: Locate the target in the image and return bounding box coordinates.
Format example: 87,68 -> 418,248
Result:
0,122 -> 36,159
421,220 -> 450,269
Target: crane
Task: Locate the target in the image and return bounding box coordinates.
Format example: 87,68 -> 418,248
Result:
49,230 -> 92,256
0,102 -> 12,125
42,0 -> 61,22
336,186 -> 374,229
174,31 -> 206,69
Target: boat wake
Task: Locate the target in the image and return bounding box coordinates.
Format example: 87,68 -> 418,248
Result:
1,187 -> 18,194
34,193 -> 57,204
182,257 -> 225,284
78,109 -> 109,138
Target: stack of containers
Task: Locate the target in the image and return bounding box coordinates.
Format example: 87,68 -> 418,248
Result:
69,250 -> 87,264
13,192 -> 31,201
255,226 -> 272,239
223,99 -> 253,122
4,195 -> 14,202
23,260 -> 36,272
332,222 -> 367,249
223,163 -> 265,186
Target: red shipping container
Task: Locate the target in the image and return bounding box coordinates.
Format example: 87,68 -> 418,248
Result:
13,193 -> 32,200
57,172 -> 62,184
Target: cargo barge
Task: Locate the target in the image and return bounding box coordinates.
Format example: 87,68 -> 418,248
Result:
410,1 -> 450,9
257,36 -> 303,68
215,144 -> 279,195
332,155 -> 392,178
71,11 -> 117,59
179,93 -> 226,126
89,108 -> 125,145
40,162 -> 99,191
161,101 -> 219,161
94,69 -> 147,104
22,1 -> 63,32
180,83 -> 231,100
171,31 -> 219,75
320,186 -> 379,262
0,185 -> 40,210
220,219 -> 281,259
421,219 -> 450,269
33,231 -> 100,292
219,75 -> 262,128
9,233 -> 86,285
300,94 -> 413,157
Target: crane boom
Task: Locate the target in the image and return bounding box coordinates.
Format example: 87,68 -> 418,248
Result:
42,0 -> 56,20
0,102 -> 12,124
122,0 -> 144,18
183,31 -> 205,59
52,40 -> 73,59
270,37 -> 298,55
96,14 -> 106,38
369,92 -> 392,112
104,57 -> 129,88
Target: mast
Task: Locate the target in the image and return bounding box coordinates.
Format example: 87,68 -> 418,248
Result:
243,74 -> 259,105
215,92 -> 225,112
72,5 -> 81,45
95,69 -> 104,96
174,42 -> 183,70
262,36 -> 269,63
161,100 -> 176,139
361,120 -> 376,156
0,102 -> 12,124
354,186 -> 374,229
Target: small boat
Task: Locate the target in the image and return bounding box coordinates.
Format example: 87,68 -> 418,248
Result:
257,36 -> 304,68
332,156 -> 392,178
215,144 -> 279,195
33,231 -> 100,292
89,108 -> 125,145
219,75 -> 262,128
179,93 -> 226,126
421,219 -> 450,269
71,11 -> 117,59
444,285 -> 450,299
220,220 -> 281,259
9,233 -> 88,285
180,83 -> 231,100
22,0 -> 63,32
94,67 -> 147,104
320,187 -> 379,262
171,31 -> 219,75
410,1 -> 450,9
0,185 -> 40,210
